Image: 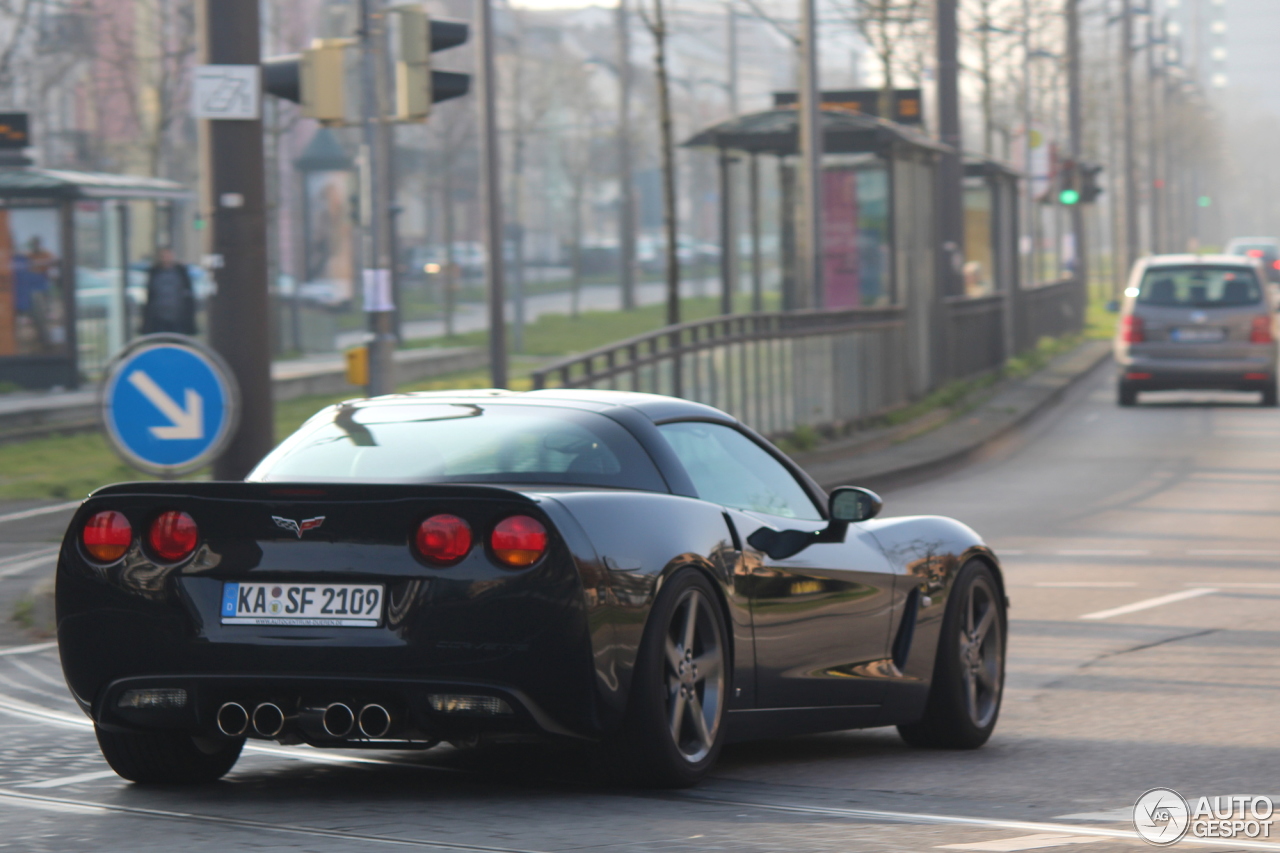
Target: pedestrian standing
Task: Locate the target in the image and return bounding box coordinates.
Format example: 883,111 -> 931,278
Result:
141,247 -> 197,335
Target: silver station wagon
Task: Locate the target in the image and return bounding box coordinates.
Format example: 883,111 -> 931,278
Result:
1115,255 -> 1278,406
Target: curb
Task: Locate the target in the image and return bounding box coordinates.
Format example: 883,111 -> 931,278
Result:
796,339 -> 1113,493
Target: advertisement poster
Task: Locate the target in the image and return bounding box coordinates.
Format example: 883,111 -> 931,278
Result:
0,206 -> 64,357
304,171 -> 355,306
822,169 -> 860,308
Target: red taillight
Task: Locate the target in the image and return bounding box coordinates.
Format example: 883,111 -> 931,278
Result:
1251,315 -> 1273,344
1272,260 -> 1280,271
147,511 -> 198,562
1244,372 -> 1271,380
1125,372 -> 1153,380
1120,314 -> 1145,343
1248,249 -> 1265,258
82,511 -> 132,563
491,516 -> 547,568
415,514 -> 472,564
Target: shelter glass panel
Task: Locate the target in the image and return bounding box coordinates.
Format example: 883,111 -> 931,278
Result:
964,177 -> 995,296
0,204 -> 67,358
819,164 -> 889,308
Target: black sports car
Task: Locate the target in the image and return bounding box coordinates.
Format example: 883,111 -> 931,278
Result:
57,389 -> 1007,787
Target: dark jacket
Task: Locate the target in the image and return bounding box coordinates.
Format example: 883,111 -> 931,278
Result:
141,262 -> 197,336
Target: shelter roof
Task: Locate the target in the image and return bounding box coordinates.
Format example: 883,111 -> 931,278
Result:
683,107 -> 951,156
0,167 -> 190,200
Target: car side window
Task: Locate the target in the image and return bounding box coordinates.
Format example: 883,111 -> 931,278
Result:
658,421 -> 823,520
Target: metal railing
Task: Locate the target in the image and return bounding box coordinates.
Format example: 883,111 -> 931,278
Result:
532,277 -> 1085,437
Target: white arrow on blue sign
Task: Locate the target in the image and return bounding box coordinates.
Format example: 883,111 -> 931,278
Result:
101,334 -> 240,476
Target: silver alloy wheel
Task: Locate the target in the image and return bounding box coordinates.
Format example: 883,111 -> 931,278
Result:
958,575 -> 1003,729
663,588 -> 725,763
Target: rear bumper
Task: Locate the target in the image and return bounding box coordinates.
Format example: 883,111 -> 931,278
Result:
96,673 -> 584,745
1117,355 -> 1276,390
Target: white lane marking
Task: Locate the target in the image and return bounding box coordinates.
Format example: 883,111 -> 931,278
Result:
0,790 -> 106,815
1053,809 -> 1134,823
0,695 -> 87,729
0,641 -> 57,657
1034,582 -> 1138,588
0,787 -> 545,851
676,796 -> 1280,851
0,502 -> 79,525
1080,587 -> 1218,621
1056,550 -> 1151,557
997,550 -> 1026,556
938,834 -> 1104,851
0,554 -> 56,578
16,769 -> 118,789
8,657 -> 67,689
1186,550 -> 1275,556
1188,582 -> 1280,588
0,546 -> 58,567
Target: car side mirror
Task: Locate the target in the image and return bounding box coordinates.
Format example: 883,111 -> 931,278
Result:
829,486 -> 882,523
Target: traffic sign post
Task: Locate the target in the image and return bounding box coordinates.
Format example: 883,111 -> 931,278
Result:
101,335 -> 241,477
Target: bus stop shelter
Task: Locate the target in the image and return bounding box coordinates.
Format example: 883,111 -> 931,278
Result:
0,166 -> 191,389
684,106 -> 950,312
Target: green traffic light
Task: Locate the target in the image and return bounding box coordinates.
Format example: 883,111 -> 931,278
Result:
1198,196 -> 1212,207
1059,189 -> 1080,205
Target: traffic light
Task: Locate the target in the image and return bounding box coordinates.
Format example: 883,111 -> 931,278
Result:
261,14 -> 469,125
262,39 -> 356,125
1078,162 -> 1104,204
1057,159 -> 1080,206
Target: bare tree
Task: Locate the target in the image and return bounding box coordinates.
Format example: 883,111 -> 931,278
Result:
637,0 -> 679,326
834,0 -> 927,119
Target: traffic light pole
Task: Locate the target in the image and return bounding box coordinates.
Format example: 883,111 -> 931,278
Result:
477,0 -> 507,388
201,0 -> 274,480
359,0 -> 397,397
1066,0 -> 1088,293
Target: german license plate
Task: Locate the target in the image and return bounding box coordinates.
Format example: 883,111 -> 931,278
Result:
220,582 -> 383,627
1171,327 -> 1225,342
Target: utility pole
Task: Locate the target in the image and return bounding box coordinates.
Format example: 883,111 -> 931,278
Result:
1066,0 -> 1088,292
1146,15 -> 1162,255
201,0 -> 273,480
616,0 -> 637,311
477,0 -> 507,387
358,0 -> 396,396
936,0 -> 964,298
1121,0 -> 1139,270
797,0 -> 822,308
727,1 -> 739,115
1021,0 -> 1037,287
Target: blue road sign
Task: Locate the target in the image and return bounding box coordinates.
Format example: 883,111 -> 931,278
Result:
102,335 -> 240,476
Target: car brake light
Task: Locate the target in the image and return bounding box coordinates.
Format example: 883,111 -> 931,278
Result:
1247,249 -> 1265,258
491,516 -> 547,568
1125,372 -> 1153,380
82,511 -> 132,563
148,511 -> 198,561
415,514 -> 472,564
1120,315 -> 1145,343
1244,372 -> 1271,381
1251,316 -> 1273,344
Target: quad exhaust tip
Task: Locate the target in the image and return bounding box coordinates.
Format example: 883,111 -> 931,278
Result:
252,702 -> 286,737
321,703 -> 355,738
358,703 -> 391,738
216,702 -> 249,737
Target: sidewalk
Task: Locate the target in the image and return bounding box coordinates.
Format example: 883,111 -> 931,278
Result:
794,339 -> 1113,492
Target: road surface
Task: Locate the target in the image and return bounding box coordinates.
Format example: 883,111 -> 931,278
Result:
0,364 -> 1276,851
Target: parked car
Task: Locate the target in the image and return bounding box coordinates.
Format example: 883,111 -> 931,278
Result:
1115,254 -> 1278,406
1225,236 -> 1280,284
58,389 -> 1007,787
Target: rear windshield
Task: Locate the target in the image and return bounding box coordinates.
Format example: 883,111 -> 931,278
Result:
249,403 -> 667,491
1136,267 -> 1262,308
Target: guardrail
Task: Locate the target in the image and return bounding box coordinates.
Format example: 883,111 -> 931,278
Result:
531,277 -> 1085,438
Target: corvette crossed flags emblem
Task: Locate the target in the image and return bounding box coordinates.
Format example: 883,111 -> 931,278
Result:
272,516 -> 326,538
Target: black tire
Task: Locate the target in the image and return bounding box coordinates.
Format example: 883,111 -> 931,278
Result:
95,726 -> 244,784
1261,383 -> 1278,407
898,560 -> 1006,750
1118,383 -> 1138,407
605,569 -> 730,788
